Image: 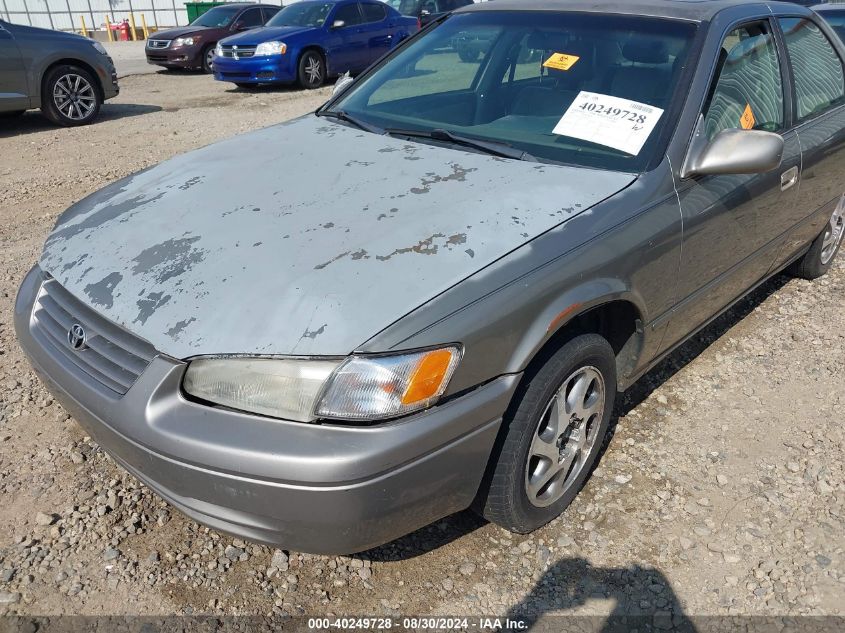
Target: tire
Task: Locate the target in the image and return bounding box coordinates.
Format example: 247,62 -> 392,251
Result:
201,45 -> 215,74
298,50 -> 325,89
41,64 -> 101,127
791,195 -> 845,280
478,333 -> 617,533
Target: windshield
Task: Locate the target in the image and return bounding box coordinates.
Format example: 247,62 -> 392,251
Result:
267,2 -> 333,27
331,12 -> 697,171
190,6 -> 241,27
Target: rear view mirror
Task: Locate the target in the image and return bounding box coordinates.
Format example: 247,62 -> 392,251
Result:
331,19 -> 345,29
682,126 -> 783,178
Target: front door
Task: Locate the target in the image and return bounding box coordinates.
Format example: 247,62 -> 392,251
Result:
661,19 -> 801,352
326,3 -> 368,73
358,2 -> 394,67
0,23 -> 29,111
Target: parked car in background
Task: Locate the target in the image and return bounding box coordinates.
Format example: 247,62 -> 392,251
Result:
213,0 -> 417,88
0,18 -> 118,126
15,0 -> 845,555
145,3 -> 281,73
385,0 -> 473,27
814,4 -> 845,42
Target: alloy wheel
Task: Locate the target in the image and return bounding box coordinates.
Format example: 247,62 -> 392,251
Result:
305,55 -> 322,86
821,195 -> 845,265
525,366 -> 605,508
52,73 -> 96,121
205,48 -> 215,72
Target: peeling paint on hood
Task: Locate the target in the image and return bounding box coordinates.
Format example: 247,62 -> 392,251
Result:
39,115 -> 635,358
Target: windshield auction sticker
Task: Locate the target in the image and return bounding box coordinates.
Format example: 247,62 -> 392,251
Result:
543,53 -> 580,71
552,91 -> 664,156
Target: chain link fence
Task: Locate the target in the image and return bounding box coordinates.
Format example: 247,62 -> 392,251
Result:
0,0 -> 283,33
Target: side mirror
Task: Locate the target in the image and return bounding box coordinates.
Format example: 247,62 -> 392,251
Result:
233,21 -> 246,31
331,19 -> 345,29
681,126 -> 784,178
332,71 -> 354,96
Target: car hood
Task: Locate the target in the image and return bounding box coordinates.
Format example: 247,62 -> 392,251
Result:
39,115 -> 635,359
220,25 -> 315,45
6,22 -> 88,42
150,26 -> 211,40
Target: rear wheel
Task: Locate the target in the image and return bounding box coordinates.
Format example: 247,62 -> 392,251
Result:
791,194 -> 845,280
298,50 -> 325,89
41,64 -> 101,126
457,46 -> 479,63
478,334 -> 616,533
201,45 -> 215,73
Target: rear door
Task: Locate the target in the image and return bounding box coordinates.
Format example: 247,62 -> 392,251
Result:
661,19 -> 802,352
0,22 -> 29,111
773,15 -> 845,266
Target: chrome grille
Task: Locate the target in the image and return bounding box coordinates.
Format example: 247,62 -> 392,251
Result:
31,278 -> 156,395
147,39 -> 171,49
220,45 -> 256,58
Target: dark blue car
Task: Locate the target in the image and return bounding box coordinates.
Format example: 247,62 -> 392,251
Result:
213,0 -> 418,88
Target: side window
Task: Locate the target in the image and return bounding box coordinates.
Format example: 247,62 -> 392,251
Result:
262,7 -> 280,23
238,8 -> 263,28
361,3 -> 387,23
334,3 -> 363,27
703,22 -> 784,141
779,18 -> 845,120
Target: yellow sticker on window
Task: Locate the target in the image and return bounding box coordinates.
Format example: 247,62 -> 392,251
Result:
543,53 -> 580,71
740,103 -> 756,130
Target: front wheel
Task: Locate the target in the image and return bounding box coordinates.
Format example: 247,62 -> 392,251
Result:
298,50 -> 325,89
202,45 -> 215,73
478,333 -> 617,533
41,65 -> 101,126
791,194 -> 845,280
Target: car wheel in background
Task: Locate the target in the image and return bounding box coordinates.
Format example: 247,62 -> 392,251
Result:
457,46 -> 479,63
791,194 -> 845,280
298,50 -> 325,89
41,65 -> 101,127
478,333 -> 616,533
202,45 -> 215,73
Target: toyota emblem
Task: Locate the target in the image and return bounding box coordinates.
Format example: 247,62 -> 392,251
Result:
67,323 -> 87,351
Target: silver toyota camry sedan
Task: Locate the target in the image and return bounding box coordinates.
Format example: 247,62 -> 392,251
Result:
15,0 -> 845,553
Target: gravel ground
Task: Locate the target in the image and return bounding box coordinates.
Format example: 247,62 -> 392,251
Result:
0,71 -> 843,622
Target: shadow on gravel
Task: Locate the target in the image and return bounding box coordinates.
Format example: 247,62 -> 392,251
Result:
0,103 -> 162,138
360,509 -> 487,562
602,271 -> 792,456
500,558 -> 696,633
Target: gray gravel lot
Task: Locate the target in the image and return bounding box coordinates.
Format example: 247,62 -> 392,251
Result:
0,71 -> 843,621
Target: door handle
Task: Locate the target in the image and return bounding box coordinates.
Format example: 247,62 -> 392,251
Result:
780,166 -> 799,191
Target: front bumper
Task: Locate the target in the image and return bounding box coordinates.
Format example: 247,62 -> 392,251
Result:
145,45 -> 203,69
14,266 -> 518,554
212,55 -> 295,84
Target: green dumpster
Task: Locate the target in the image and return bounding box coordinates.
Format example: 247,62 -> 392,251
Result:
185,1 -> 225,24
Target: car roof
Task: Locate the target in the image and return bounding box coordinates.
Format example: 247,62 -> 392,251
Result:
812,3 -> 843,11
458,0 -> 814,23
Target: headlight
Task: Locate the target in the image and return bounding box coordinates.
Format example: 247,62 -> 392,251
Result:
183,357 -> 340,422
182,346 -> 461,422
174,36 -> 195,47
255,41 -> 287,56
215,43 -> 223,57
91,41 -> 108,56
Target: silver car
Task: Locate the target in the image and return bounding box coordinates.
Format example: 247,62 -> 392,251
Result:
15,0 -> 845,553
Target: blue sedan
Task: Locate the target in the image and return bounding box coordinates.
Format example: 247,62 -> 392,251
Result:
213,0 -> 418,88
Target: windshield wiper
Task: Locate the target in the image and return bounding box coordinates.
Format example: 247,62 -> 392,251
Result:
385,127 -> 537,162
316,110 -> 384,135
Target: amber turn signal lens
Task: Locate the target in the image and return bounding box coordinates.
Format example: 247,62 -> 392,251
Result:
401,348 -> 457,405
